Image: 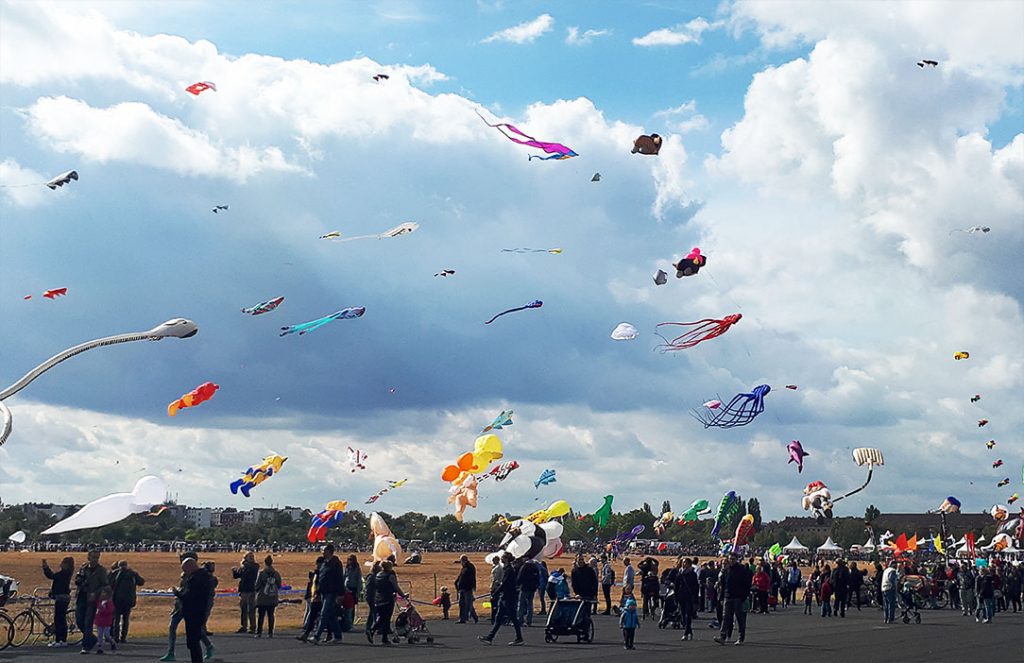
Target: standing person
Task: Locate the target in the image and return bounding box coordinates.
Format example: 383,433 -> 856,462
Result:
311,544 -> 344,645
231,551 -> 259,634
872,561 -> 885,606
438,586 -> 452,619
41,556 -> 74,648
881,560 -> 899,624
674,558 -> 699,641
619,596 -> 639,650
179,559 -> 212,663
160,552 -> 195,662
820,565 -> 833,617
537,561 -> 549,616
600,556 -> 616,615
848,562 -> 864,611
93,587 -> 117,654
297,556 -> 323,642
489,557 -> 503,624
369,561 -> 405,645
786,561 -> 801,607
110,559 -> 145,643
363,561 -> 380,641
977,566 -> 995,623
254,555 -> 281,638
342,555 -> 362,632
621,557 -> 636,607
455,555 -> 479,624
752,565 -> 770,615
516,558 -> 540,627
74,548 -> 109,654
640,571 -> 659,620
478,553 -> 524,646
959,564 -> 977,617
714,553 -> 752,646
831,560 -> 850,617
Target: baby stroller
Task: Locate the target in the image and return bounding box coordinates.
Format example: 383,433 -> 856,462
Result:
544,599 -> 594,644
392,597 -> 434,644
899,577 -> 923,624
658,590 -> 683,629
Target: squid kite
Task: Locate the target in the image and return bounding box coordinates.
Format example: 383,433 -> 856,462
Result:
319,222 -> 419,243
280,306 -> 365,336
186,81 -> 216,95
167,381 -> 219,417
655,314 -> 741,351
788,440 -> 810,473
476,110 -> 578,161
230,454 -> 287,497
692,384 -> 770,429
482,409 -> 514,433
711,491 -> 740,539
632,134 -> 662,155
241,296 -> 284,315
673,247 -> 706,278
307,500 -> 347,543
501,248 -> 563,254
485,300 -> 542,324
348,446 -> 367,472
365,478 -> 408,505
534,469 -> 557,488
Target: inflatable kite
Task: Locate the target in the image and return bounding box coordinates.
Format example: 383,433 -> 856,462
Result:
991,504 -> 1008,522
230,454 -> 287,497
986,440 -> 996,449
590,495 -> 614,529
802,481 -> 833,519
45,170 -> 78,190
655,314 -> 742,352
938,496 -> 962,514
307,500 -> 347,543
731,514 -> 755,548
7,530 -> 26,543
534,469 -> 557,488
501,248 -> 563,254
185,81 -> 216,95
702,399 -> 722,409
476,110 -> 578,161
949,226 -> 990,234
42,288 -> 68,299
485,300 -> 543,324
993,459 -> 1004,469
997,478 -> 1010,488
348,446 -> 367,472
41,476 -> 166,535
787,440 -> 809,473
370,512 -> 402,562
692,384 -> 770,429
828,448 -> 885,513
609,524 -> 645,546
365,478 -> 408,505
954,352 -> 969,360
653,270 -> 668,286
632,134 -> 662,155
711,491 -> 740,539
241,296 -> 284,315
526,500 -> 571,525
212,205 -> 228,213
677,499 -> 711,525
167,382 -> 219,417
448,476 -> 478,522
971,394 -> 981,403
978,419 -> 989,427
319,222 -> 419,243
611,323 -> 639,341
654,511 -> 675,536
591,173 -> 601,182
489,518 -> 564,564
478,460 -> 519,482
280,306 -> 365,336
673,248 -> 706,277
481,409 -> 514,433
917,59 -> 939,68
434,269 -> 455,277
442,434 -> 503,520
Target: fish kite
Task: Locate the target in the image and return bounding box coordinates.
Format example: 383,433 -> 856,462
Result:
949,226 -> 990,235
693,384 -> 771,429
319,231 -> 342,239
971,394 -> 981,403
655,314 -> 742,351
319,222 -> 419,243
484,300 -> 542,325
653,270 -> 668,286
673,248 -> 706,278
610,323 -> 639,341
241,296 -> 284,315
230,454 -> 287,497
167,382 -> 219,417
212,205 -> 229,213
365,478 -> 408,505
307,500 -> 347,543
978,419 -> 989,427
501,248 -> 563,254
186,81 -> 216,95
953,352 -> 970,360
591,173 -> 601,182
373,74 -> 390,82
993,459 -> 1004,469
632,134 -> 662,155
787,440 -> 810,473
476,109 -> 578,161
348,446 -> 367,473
482,409 -> 514,433
46,170 -> 78,190
711,491 -> 740,539
434,269 -> 456,277
916,59 -> 938,68
677,499 -> 711,525
534,469 -> 557,489
41,476 -> 166,535
280,306 -> 365,336
478,460 -> 519,482
39,288 -> 68,299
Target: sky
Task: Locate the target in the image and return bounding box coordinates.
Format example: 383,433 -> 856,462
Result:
0,0 -> 1022,525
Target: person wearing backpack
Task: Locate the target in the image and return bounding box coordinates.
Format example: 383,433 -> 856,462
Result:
254,555 -> 282,638
600,556 -> 616,615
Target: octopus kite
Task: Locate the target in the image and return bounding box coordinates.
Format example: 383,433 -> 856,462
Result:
485,300 -> 543,324
692,384 -> 770,429
241,296 -> 284,315
167,382 -> 219,417
280,306 -> 365,336
476,110 -> 578,161
655,314 -> 741,351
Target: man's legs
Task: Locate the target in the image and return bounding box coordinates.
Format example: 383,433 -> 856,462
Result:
313,594 -> 337,641
735,599 -> 747,641
184,616 -> 203,663
602,584 -> 612,614
719,598 -> 736,640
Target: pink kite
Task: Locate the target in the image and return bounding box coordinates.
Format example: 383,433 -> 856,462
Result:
476,110 -> 578,161
655,314 -> 742,352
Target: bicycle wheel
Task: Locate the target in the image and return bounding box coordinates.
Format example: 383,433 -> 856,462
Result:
0,612 -> 14,650
10,609 -> 36,647
934,590 -> 949,609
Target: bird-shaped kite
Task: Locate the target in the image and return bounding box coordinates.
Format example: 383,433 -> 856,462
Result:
998,478 -> 1010,488
632,134 -> 662,155
230,454 -> 287,497
348,447 -> 367,473
916,59 -> 938,68
45,170 -> 78,190
485,300 -> 543,325
40,288 -> 68,299
318,222 -> 419,243
693,384 -> 771,429
373,73 -> 389,82
476,110 -> 578,161
655,314 -> 742,351
978,419 -> 989,427
241,296 -> 284,315
954,351 -> 970,360
212,205 -> 229,213
307,500 -> 347,543
673,247 -> 706,278
280,307 -> 365,336
788,440 -> 810,473
168,382 -> 219,417
993,459 -> 1004,469
41,476 -> 166,534
534,469 -> 557,489
482,409 -> 514,433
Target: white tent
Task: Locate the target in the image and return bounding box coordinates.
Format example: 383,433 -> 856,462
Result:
783,536 -> 809,552
861,536 -> 876,551
817,537 -> 843,553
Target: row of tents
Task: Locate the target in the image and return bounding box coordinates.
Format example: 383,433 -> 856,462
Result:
781,535 -> 1022,559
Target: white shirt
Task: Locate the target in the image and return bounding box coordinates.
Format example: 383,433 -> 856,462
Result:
881,567 -> 898,591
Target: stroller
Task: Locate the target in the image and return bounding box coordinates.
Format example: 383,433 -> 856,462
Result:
392,597 -> 434,644
899,577 -> 923,624
658,590 -> 683,629
544,599 -> 595,644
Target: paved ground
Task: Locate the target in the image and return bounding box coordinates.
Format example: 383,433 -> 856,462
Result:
4,605 -> 1021,662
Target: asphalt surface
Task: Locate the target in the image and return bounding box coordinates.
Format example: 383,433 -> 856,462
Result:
4,605 -> 1021,662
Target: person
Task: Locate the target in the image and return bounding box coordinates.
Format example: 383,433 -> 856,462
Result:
488,557 -> 503,623
478,553 -> 523,646
977,566 -> 995,623
179,558 -> 212,663
803,578 -> 814,614
311,544 -> 344,645
364,560 -> 380,640
714,553 -> 752,646
959,564 -> 976,617
620,596 -> 639,650
752,565 -> 770,614
600,555 -> 615,615
831,559 -> 849,617
41,556 -> 74,648
820,565 -> 833,617
254,555 -> 281,638
1004,565 -> 1021,612
342,554 -> 362,631
549,568 -> 570,599
93,586 -> 117,654
455,555 -> 479,624
110,559 -> 144,643
571,554 -> 599,602
297,556 -> 323,642
674,557 -> 699,641
516,558 -> 540,627
881,560 -> 899,624
369,560 -> 405,645
231,551 -> 259,634
621,557 -> 636,607
537,560 -> 549,616
438,586 -> 452,620
74,548 -> 109,654
848,562 -> 864,610
200,562 -> 216,656
786,561 -> 801,607
640,571 -> 659,620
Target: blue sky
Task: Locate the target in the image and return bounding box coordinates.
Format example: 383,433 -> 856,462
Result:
0,0 -> 1022,526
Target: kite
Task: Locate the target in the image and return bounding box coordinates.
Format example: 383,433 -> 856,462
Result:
993,459 -> 1004,469
319,222 -> 419,243
348,446 -> 367,473
711,491 -> 740,539
610,323 -> 639,341
787,440 -> 810,473
953,352 -> 969,360
212,205 -> 229,213
609,524 -> 645,545
147,505 -> 169,518
370,512 -> 403,562
673,248 -> 706,278
978,419 -> 989,427
482,409 -> 514,433
279,306 -> 365,336
653,270 -> 668,286
785,385 -> 798,390
971,394 -> 981,403
949,226 -> 990,235
241,296 -> 284,315
307,500 -> 347,543
1009,494 -> 1019,505
655,314 -> 742,351
702,399 -> 722,409
484,300 -> 542,325
534,469 -> 557,488
373,74 -> 390,82
434,269 -> 456,277
501,247 -> 563,254
591,173 -> 601,182
677,499 -> 711,525
42,288 -> 68,299
991,504 -> 1008,522
442,434 -> 503,521
891,533 -> 918,557
654,511 -> 675,536
475,109 -> 578,161
732,514 -> 755,549
917,59 -> 938,68
448,476 -> 478,522
478,460 -> 519,482
365,478 -> 408,505
802,481 -> 833,519
997,478 -> 1010,488
167,381 -> 219,417
986,440 -> 996,449
938,496 -> 962,514
230,454 -> 287,497
7,530 -> 26,543
525,499 -> 571,525
490,517 -> 564,563
828,448 -> 885,512
692,384 -> 771,429
41,476 -> 166,535
46,170 -> 78,190
631,134 -> 662,155
590,495 -> 614,529
764,543 -> 783,562
185,81 -> 216,95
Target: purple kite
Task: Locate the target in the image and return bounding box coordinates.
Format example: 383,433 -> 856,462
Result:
788,440 -> 810,473
485,300 -> 543,325
476,110 -> 578,161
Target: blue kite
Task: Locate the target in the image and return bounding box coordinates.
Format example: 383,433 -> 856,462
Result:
482,409 -> 514,433
280,307 -> 365,336
534,468 -> 557,489
692,384 -> 771,429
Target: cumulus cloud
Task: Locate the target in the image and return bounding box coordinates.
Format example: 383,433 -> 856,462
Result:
0,159 -> 53,207
481,13 -> 554,44
566,27 -> 611,46
633,17 -> 717,47
654,100 -> 710,134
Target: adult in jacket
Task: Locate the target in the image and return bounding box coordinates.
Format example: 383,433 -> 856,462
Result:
369,561 -> 405,645
312,544 -> 345,644
673,558 -> 700,640
516,559 -> 540,626
110,560 -> 145,643
74,549 -> 108,653
714,553 -> 752,646
178,559 -> 212,663
831,560 -> 850,617
455,555 -> 478,624
479,553 -> 524,645
41,557 -> 74,647
254,555 -> 282,638
231,551 -> 259,634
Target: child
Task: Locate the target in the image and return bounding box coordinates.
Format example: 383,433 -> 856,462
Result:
620,597 -> 639,650
437,586 -> 452,620
820,575 -> 833,617
94,586 -> 117,653
803,581 -> 814,615
550,569 -> 570,600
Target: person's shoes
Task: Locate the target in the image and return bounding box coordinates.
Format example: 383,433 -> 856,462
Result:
478,636 -> 493,645
366,630 -> 374,644
734,639 -> 744,645
95,650 -> 104,655
623,645 -> 629,650
254,633 -> 261,638
508,640 -> 524,646
159,654 -> 176,662
310,639 -> 320,646
600,611 -> 610,616
110,643 -> 116,651
473,616 -> 479,624
268,633 -> 273,638
235,628 -> 247,634
713,636 -> 725,645
296,635 -> 308,642
204,646 -> 214,661
248,630 -> 255,635
456,620 -> 467,624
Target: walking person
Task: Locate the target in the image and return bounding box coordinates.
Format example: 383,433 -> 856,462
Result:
881,560 -> 899,624
455,555 -> 479,624
110,559 -> 144,643
478,553 -> 524,646
537,561 -> 549,616
977,566 -> 995,623
752,565 -> 770,614
342,555 -> 362,632
231,551 -> 259,634
310,544 -> 344,645
516,558 -> 540,627
714,553 -> 752,646
93,587 -> 117,654
74,548 -> 108,654
600,556 -> 615,615
674,557 -> 699,641
369,560 -> 405,645
364,561 -> 380,640
489,557 -> 503,623
621,557 -> 636,607
179,558 -> 212,663
831,560 -> 850,617
254,555 -> 281,638
297,557 -> 323,642
848,562 -> 864,610
959,565 -> 977,616
41,556 -> 74,648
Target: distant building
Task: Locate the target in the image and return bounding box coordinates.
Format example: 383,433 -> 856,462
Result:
185,508 -> 212,529
219,510 -> 245,527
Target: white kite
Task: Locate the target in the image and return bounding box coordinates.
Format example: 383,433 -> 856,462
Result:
610,323 -> 639,341
348,446 -> 367,473
41,476 -> 166,535
320,222 -> 419,243
7,530 -> 26,543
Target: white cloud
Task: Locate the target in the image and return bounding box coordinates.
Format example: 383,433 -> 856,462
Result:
481,13 -> 554,44
654,100 -> 710,134
633,17 -> 717,47
0,159 -> 53,207
565,27 -> 610,46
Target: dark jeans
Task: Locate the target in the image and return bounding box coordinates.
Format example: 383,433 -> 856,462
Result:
184,613 -> 204,663
364,603 -> 376,633
372,601 -> 395,642
75,597 -> 96,651
484,602 -> 523,642
538,587 -> 546,613
517,588 -> 536,626
313,593 -> 342,641
256,605 -> 276,635
457,590 -> 477,622
602,584 -> 613,613
720,598 -> 747,641
755,590 -> 768,614
834,593 -> 847,617
622,627 -> 635,647
680,599 -> 694,636
53,597 -> 70,643
113,603 -> 132,641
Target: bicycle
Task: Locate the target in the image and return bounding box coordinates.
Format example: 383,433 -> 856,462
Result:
0,609 -> 14,650
9,591 -> 80,648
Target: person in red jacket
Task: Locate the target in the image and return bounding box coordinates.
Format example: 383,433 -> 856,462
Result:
752,566 -> 771,614
820,565 -> 833,618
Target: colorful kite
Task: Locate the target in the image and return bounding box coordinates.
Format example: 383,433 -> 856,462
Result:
787,440 -> 810,473
1009,494 -> 1019,505
655,314 -> 742,352
986,440 -> 996,449
590,495 -> 614,529
318,222 -> 419,243
692,384 -> 770,429
702,399 -> 722,409
185,81 -> 216,95
167,382 -> 219,417
971,394 -> 981,403
677,499 -> 711,525
370,512 -> 403,562
802,481 -> 833,519
534,469 -> 557,488
711,491 -> 740,539
632,134 -> 662,155
654,511 -> 675,536
938,496 -> 962,514
501,248 -> 563,254
442,434 -> 503,521
307,500 -> 347,543
41,476 -> 166,535
954,351 -> 970,360
829,448 -> 886,512
365,479 -> 408,505
280,306 -> 365,336
34,288 -> 69,300
478,460 -> 519,482
611,323 -> 639,341
481,409 -> 514,433
476,109 -> 578,161
348,446 -> 367,473
993,459 -> 1004,469
997,478 -> 1010,488
241,296 -> 284,315
484,300 -> 542,325
673,248 -> 706,278
732,514 -> 755,548
230,454 -> 287,497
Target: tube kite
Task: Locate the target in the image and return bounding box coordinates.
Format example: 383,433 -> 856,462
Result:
478,460 -> 519,482
280,307 -> 365,336
484,300 -> 542,325
656,314 -> 742,351
42,476 -> 166,535
307,500 -> 347,543
230,454 -> 287,497
167,382 -> 219,417
241,297 -> 284,315
711,491 -> 740,539
692,384 -> 770,429
476,110 -> 578,161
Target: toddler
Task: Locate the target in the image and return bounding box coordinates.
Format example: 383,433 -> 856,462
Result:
619,596 -> 639,650
438,586 -> 452,620
94,587 -> 117,653
803,582 -> 814,615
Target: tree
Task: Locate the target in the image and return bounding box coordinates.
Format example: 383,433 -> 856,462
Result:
865,504 -> 881,522
747,498 -> 762,530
